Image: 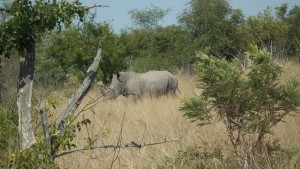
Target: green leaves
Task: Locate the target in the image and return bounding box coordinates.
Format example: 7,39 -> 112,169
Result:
0,0 -> 86,59
194,52 -> 246,108
178,0 -> 245,59
280,77 -> 300,112
122,25 -> 193,72
76,118 -> 91,132
0,108 -> 18,156
39,21 -> 127,84
180,96 -> 213,126
244,8 -> 291,57
129,5 -> 170,29
181,49 -> 300,155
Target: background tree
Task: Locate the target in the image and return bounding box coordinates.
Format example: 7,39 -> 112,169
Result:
243,8 -> 290,60
37,18 -> 126,85
129,4 -> 170,29
178,0 -> 245,59
275,3 -> 288,20
124,4 -> 196,73
0,0 -> 87,150
119,25 -> 194,73
285,5 -> 300,58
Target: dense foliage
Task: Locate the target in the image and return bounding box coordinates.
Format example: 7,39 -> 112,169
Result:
0,0 -> 85,59
120,25 -> 194,73
178,0 -> 245,59
28,0 -> 300,84
36,17 -> 127,85
129,5 -> 170,29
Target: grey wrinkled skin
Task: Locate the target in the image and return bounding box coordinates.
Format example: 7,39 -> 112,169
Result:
101,70 -> 178,100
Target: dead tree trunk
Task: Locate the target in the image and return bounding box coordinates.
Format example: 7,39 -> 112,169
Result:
17,40 -> 36,150
56,43 -> 102,134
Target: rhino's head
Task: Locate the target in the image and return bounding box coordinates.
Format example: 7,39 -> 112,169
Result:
102,73 -> 125,100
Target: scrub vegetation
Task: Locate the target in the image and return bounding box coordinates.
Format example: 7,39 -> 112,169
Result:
1,0 -> 300,168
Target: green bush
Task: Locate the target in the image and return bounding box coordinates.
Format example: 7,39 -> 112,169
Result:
160,143 -> 300,169
180,49 -> 300,168
122,26 -> 195,73
158,143 -> 236,169
0,108 -> 18,166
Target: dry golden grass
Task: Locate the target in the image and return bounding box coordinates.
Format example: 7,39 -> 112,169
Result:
53,61 -> 300,169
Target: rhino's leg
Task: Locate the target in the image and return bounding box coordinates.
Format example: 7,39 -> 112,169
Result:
166,88 -> 177,97
127,94 -> 140,102
171,88 -> 177,96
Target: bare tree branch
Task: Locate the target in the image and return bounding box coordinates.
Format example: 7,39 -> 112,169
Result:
56,41 -> 102,134
53,138 -> 179,158
0,81 -> 15,91
71,93 -> 103,123
39,109 -> 53,163
85,3 -> 109,11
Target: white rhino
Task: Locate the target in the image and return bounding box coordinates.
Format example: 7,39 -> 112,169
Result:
101,70 -> 178,100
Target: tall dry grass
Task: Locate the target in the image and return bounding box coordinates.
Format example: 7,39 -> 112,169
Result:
53,61 -> 300,169
272,59 -> 300,146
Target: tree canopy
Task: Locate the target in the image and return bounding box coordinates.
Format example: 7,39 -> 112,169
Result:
129,4 -> 170,29
178,0 -> 245,59
0,0 -> 85,59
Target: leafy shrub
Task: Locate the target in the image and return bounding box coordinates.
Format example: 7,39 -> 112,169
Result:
123,26 -> 195,73
180,49 -> 300,168
160,143 -> 300,169
0,108 -> 18,166
158,143 -> 236,169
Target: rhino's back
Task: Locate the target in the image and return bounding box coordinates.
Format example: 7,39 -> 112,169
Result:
139,71 -> 170,95
124,70 -> 178,97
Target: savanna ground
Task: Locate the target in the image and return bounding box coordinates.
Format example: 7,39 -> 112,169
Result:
49,60 -> 300,169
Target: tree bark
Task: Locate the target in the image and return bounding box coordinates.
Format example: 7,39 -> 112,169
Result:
56,44 -> 102,133
40,109 -> 53,163
17,40 -> 36,150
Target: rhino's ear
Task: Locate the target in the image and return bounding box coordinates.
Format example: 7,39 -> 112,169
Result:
117,72 -> 120,79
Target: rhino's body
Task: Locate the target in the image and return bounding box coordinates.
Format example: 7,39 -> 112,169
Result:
102,70 -> 178,100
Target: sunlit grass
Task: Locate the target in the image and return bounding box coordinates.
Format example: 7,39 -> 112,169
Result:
54,61 -> 300,168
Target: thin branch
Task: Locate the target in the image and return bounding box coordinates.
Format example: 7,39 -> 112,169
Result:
81,94 -> 103,111
110,112 -> 126,169
82,149 -> 116,160
294,35 -> 300,46
137,120 -> 147,144
71,93 -> 103,123
85,3 -> 109,11
53,138 -> 179,158
39,109 -> 53,163
0,81 -> 15,91
225,117 -> 237,146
